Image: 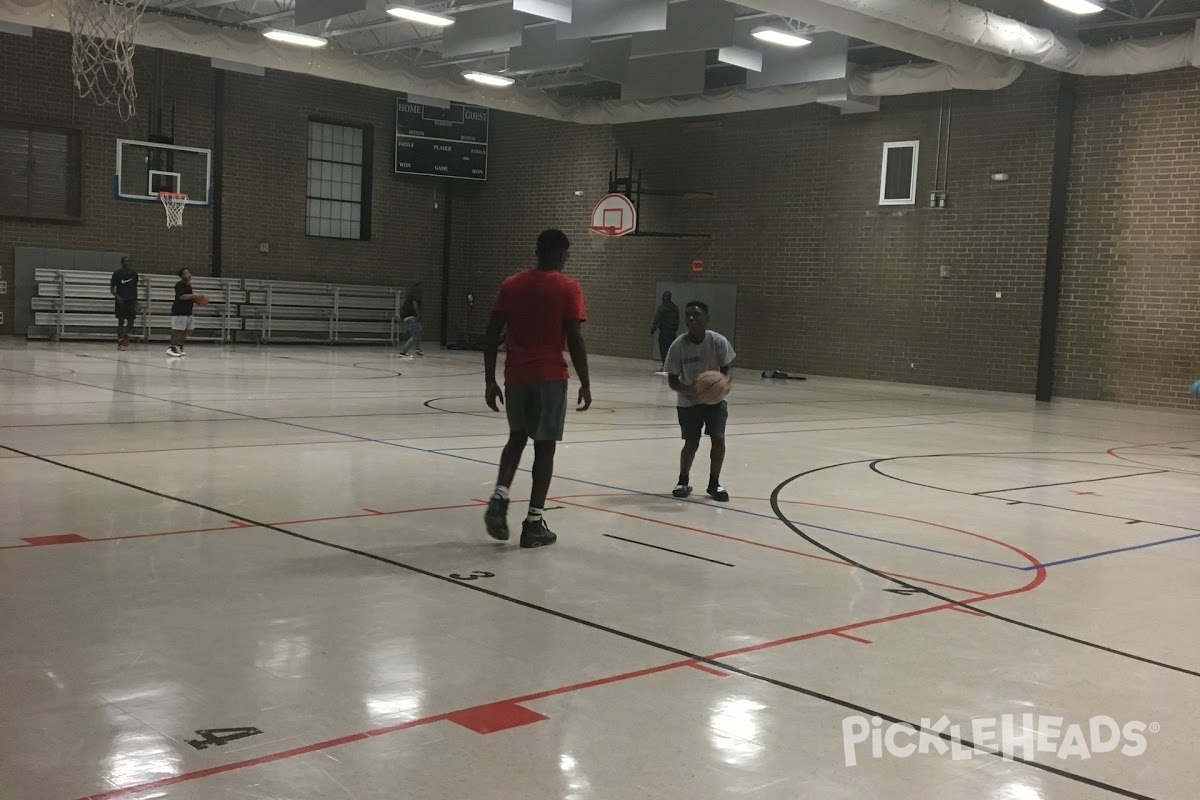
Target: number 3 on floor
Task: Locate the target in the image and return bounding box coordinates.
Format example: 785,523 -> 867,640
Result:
449,570 -> 495,581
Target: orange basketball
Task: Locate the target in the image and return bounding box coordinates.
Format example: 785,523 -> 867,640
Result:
693,371 -> 730,404
195,294 -> 209,307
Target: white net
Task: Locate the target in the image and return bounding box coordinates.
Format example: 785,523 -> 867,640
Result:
160,192 -> 188,228
68,0 -> 149,121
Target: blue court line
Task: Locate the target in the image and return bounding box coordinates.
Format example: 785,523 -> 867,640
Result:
373,438 -> 1028,571
1022,529 -> 1200,569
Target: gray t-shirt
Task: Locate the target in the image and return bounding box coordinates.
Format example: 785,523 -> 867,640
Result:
664,330 -> 736,407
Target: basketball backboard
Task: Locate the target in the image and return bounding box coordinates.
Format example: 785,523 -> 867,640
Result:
114,139 -> 212,205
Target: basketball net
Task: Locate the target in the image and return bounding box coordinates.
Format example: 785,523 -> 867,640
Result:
68,0 -> 149,121
160,192 -> 188,228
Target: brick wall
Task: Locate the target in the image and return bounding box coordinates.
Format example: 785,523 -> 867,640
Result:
0,29 -> 443,338
453,70 -> 1059,395
0,32 -> 213,335
3,27 -> 1196,406
1058,70 -> 1200,407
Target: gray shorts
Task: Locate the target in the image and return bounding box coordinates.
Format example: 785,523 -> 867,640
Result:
506,380 -> 568,442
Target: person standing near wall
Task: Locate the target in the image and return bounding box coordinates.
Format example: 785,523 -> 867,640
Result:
397,282 -> 423,358
167,269 -> 197,358
110,256 -> 139,351
650,291 -> 680,374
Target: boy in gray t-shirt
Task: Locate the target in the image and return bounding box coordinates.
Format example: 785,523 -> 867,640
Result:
664,301 -> 736,501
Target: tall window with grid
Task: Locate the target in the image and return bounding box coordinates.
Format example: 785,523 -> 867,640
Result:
306,120 -> 372,240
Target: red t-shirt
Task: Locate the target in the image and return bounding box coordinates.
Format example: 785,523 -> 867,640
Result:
493,268 -> 587,385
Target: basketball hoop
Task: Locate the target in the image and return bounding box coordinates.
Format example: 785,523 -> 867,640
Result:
159,191 -> 188,228
589,226 -> 620,237
68,0 -> 149,121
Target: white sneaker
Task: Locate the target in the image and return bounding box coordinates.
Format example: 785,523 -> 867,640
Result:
166,346 -> 182,358
397,352 -> 414,359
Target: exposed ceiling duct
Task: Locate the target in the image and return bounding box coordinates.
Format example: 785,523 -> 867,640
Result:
758,0 -> 1200,75
0,0 -> 1026,124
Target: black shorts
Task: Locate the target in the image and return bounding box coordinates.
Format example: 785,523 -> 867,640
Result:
114,299 -> 138,320
677,401 -> 728,440
505,380 -> 568,442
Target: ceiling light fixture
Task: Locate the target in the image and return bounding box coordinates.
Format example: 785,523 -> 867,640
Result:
463,71 -> 515,87
750,26 -> 811,47
1043,0 -> 1105,14
262,29 -> 328,47
386,6 -> 456,27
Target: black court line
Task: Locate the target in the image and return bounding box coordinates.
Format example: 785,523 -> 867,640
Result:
602,534 -> 735,567
4,364 -> 1197,678
974,469 -> 1168,495
771,456 -> 1199,679
0,440 -> 1163,800
871,457 -> 1197,533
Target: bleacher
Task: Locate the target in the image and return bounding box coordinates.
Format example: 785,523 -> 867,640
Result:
28,269 -> 407,345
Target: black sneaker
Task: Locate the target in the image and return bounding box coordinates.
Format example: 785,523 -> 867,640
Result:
707,483 -> 729,502
484,495 -> 509,541
519,518 -> 557,548
672,483 -> 692,498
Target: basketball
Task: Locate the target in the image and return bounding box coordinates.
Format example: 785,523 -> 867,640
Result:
694,370 -> 730,404
1190,379 -> 1200,400
195,294 -> 209,307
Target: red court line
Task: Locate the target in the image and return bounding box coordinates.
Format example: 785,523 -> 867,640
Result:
24,438 -> 372,460
553,497 -> 985,596
948,606 -> 986,617
21,533 -> 90,546
78,527 -> 1048,800
832,632 -> 871,644
686,661 -> 730,677
1107,439 -> 1200,476
78,571 -> 1043,800
3,502 -> 488,552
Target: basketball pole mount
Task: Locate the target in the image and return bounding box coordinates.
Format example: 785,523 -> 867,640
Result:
608,149 -> 715,241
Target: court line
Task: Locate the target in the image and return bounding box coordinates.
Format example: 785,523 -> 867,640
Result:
974,469 -> 1168,495
11,439 -> 1124,800
0,501 -> 486,551
774,457 -> 1200,679
556,498 -> 989,595
434,420 -> 944,450
601,534 -> 736,567
6,364 -> 1194,573
1106,441 -> 1200,476
0,364 -> 1170,797
0,366 -> 1076,572
1022,530 -> 1200,570
870,456 -> 1198,535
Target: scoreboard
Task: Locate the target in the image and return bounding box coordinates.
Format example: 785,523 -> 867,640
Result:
395,96 -> 488,181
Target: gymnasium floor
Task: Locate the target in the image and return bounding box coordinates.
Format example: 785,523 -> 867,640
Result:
1,339 -> 1197,800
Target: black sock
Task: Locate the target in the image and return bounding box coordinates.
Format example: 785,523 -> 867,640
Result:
709,474 -> 720,488
678,473 -> 689,486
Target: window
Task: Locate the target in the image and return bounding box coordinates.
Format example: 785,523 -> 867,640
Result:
879,140 -> 918,206
306,120 -> 372,240
0,125 -> 82,221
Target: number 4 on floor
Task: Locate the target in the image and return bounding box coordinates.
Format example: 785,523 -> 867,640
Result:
186,727 -> 264,750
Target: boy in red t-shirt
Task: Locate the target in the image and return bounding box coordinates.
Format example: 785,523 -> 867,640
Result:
483,229 -> 592,548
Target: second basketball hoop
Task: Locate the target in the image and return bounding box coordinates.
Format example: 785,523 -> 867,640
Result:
589,193 -> 637,237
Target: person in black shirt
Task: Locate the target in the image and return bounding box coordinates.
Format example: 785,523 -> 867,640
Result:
110,256 -> 140,350
168,268 -> 198,358
397,282 -> 423,358
650,291 -> 680,373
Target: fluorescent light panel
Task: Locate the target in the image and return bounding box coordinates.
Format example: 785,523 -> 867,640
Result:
1043,0 -> 1105,13
263,29 -> 328,46
463,71 -> 514,86
750,26 -> 811,47
386,6 -> 456,26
